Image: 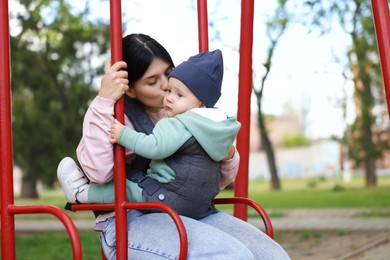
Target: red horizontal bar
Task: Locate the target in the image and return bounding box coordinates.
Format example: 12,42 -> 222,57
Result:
215,197 -> 274,239
9,204 -> 82,259
72,202 -> 188,260
71,203 -> 115,211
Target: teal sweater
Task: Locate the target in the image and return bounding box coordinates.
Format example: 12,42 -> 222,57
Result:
118,108 -> 241,185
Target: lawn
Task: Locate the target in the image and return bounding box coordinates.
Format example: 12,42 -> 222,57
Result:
4,175 -> 390,258
217,175 -> 390,210
12,175 -> 390,221
13,231 -> 102,260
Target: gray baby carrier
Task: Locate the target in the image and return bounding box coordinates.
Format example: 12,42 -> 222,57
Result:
124,95 -> 219,219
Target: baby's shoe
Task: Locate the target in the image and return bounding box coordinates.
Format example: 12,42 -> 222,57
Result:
57,157 -> 89,203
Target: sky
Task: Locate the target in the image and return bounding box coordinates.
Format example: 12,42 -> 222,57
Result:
11,0 -> 356,139
113,0 -> 355,139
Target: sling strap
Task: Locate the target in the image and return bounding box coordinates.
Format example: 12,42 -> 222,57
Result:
128,171 -> 162,196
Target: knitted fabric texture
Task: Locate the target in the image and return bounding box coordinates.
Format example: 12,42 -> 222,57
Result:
169,49 -> 223,108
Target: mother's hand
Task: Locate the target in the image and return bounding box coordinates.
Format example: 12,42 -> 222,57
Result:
98,61 -> 129,101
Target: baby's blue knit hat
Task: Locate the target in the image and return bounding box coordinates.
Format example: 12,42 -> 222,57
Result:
169,49 -> 223,108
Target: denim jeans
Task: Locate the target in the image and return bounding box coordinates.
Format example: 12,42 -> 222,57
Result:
201,211 -> 291,259
100,210 -> 290,259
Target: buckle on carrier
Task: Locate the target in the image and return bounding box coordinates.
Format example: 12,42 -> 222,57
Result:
130,172 -> 162,196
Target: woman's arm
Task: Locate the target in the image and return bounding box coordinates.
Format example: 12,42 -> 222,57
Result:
76,62 -> 130,183
219,146 -> 240,190
76,96 -> 116,183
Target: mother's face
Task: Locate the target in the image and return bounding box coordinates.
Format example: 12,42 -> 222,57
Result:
127,57 -> 172,112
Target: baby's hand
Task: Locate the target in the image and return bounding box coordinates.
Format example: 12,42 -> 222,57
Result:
110,119 -> 125,144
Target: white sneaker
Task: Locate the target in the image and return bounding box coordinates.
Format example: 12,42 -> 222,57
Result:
57,157 -> 89,203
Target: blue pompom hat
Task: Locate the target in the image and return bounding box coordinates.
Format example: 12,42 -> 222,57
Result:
169,49 -> 223,108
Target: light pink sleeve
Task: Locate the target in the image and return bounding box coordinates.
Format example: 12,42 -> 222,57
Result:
76,96 -> 134,183
219,146 -> 240,190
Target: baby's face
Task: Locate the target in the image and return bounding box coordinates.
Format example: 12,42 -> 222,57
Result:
163,77 -> 204,117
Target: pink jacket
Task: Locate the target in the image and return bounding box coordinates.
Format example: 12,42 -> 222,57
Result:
76,96 -> 239,190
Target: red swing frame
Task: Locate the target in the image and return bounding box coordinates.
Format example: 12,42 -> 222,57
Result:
2,0 -> 390,259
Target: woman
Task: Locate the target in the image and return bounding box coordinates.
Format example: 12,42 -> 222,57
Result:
68,33 -> 290,259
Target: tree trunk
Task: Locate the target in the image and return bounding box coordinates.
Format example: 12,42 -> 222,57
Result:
20,179 -> 38,198
348,1 -> 378,188
258,111 -> 281,190
365,158 -> 377,187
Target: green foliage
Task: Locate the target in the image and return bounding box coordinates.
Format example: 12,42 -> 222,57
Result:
303,0 -> 389,187
10,0 -> 110,196
280,132 -> 310,148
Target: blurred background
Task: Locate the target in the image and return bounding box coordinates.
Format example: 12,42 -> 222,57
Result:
9,0 -> 389,196
6,0 -> 390,258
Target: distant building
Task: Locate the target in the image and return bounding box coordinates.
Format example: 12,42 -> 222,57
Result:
249,139 -> 341,179
248,111 -> 390,179
250,112 -> 301,150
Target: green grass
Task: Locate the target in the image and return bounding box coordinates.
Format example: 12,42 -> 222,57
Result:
13,189 -> 96,221
216,175 -> 390,211
14,231 -> 102,259
3,175 -> 389,258
11,175 -> 390,220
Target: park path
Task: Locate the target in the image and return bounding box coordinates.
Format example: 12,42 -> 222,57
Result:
14,208 -> 390,232
250,208 -> 390,231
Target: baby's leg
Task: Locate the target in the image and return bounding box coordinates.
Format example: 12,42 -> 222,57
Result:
88,179 -> 143,203
57,157 -> 143,203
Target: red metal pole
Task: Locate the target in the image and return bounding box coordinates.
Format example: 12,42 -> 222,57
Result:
0,0 -> 16,259
372,0 -> 390,116
10,205 -> 82,259
122,202 -> 188,260
234,0 -> 254,221
109,0 -> 127,259
72,201 -> 189,259
215,198 -> 274,238
197,0 -> 209,52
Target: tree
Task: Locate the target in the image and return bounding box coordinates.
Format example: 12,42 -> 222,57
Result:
304,0 -> 389,186
10,0 -> 110,198
252,0 -> 291,190
203,0 -> 295,190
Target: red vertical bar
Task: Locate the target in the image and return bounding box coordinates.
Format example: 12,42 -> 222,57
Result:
372,0 -> 390,116
0,0 -> 16,259
197,0 -> 209,52
109,0 -> 127,259
234,0 -> 254,221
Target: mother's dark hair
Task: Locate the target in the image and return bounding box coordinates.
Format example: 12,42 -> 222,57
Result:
123,33 -> 175,86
